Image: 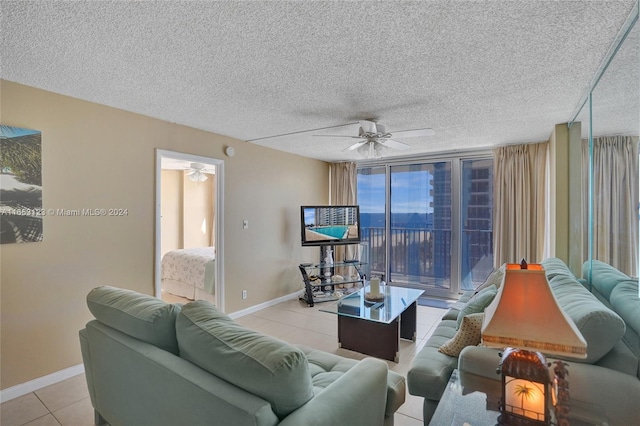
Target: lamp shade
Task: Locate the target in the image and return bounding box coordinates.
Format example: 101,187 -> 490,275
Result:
481,263 -> 587,358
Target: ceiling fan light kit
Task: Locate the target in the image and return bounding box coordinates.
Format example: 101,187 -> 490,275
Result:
314,119 -> 435,158
186,162 -> 209,182
357,141 -> 384,159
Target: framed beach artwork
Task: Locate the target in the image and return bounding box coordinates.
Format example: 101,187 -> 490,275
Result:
0,125 -> 43,243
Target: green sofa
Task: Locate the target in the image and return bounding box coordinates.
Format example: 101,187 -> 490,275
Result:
408,258 -> 640,425
79,286 -> 406,426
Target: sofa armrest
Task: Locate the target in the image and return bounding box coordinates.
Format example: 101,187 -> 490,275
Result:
279,358 -> 388,426
79,329 -> 98,409
457,346 -> 502,397
458,346 -> 501,379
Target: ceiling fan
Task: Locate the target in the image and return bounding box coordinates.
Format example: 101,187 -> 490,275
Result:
314,120 -> 435,156
185,162 -> 214,182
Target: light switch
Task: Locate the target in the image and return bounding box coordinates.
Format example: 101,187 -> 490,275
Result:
243,219 -> 249,229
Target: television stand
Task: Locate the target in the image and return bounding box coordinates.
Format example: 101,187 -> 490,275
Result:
298,247 -> 365,307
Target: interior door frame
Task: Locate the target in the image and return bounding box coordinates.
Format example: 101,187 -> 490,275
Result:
154,149 -> 225,311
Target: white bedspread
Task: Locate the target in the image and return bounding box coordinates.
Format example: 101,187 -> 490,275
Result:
161,247 -> 215,299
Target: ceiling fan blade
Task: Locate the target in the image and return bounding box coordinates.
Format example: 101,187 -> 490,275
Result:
359,120 -> 377,134
391,128 -> 435,138
382,139 -> 411,150
343,141 -> 367,152
313,135 -> 362,138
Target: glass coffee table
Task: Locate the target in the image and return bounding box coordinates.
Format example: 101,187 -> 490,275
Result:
432,369 -> 609,426
320,285 -> 424,362
430,369 -> 501,425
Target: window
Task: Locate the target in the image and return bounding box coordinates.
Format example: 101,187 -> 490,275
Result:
357,155 -> 493,297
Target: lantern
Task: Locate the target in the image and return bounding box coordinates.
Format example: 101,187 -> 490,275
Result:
499,348 -> 550,425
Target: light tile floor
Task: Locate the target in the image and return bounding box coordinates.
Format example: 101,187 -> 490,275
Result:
1,297 -> 445,426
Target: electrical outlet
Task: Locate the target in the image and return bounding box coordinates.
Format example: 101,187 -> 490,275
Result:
242,290 -> 247,300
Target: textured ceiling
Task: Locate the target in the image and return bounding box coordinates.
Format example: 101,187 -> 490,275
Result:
2,1 -> 637,162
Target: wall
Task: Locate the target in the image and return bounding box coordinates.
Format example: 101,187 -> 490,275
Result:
160,169 -> 183,256
566,122 -> 583,274
548,123 -> 584,274
0,80 -> 329,389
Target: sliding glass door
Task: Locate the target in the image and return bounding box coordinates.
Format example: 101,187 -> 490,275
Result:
357,156 -> 493,298
460,158 -> 494,291
389,162 -> 452,293
357,166 -> 386,282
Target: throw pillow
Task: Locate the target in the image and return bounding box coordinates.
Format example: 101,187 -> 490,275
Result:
456,285 -> 497,329
439,313 -> 485,357
474,263 -> 507,292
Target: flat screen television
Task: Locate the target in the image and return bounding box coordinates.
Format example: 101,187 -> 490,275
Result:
300,205 -> 361,246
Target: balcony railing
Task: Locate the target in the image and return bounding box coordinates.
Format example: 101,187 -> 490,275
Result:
361,226 -> 493,291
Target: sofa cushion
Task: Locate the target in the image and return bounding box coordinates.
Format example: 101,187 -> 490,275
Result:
542,257 -> 578,280
439,313 -> 484,357
176,301 -> 314,419
407,319 -> 459,401
594,339 -> 639,378
448,266 -> 505,319
610,281 -> 640,361
474,263 -> 506,292
297,345 -> 406,418
86,286 -> 181,354
442,307 -> 461,321
585,260 -> 636,301
546,272 -> 626,364
443,290 -> 474,320
456,285 -> 496,329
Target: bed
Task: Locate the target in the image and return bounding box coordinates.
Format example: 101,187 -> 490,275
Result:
161,246 -> 216,305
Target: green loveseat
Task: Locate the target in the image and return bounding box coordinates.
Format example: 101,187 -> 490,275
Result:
79,286 -> 406,426
408,257 -> 640,425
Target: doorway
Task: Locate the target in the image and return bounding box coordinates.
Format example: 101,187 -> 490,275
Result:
154,149 -> 225,311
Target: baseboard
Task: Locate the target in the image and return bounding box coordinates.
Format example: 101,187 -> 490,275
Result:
0,363 -> 85,403
0,292 -> 299,403
228,290 -> 300,319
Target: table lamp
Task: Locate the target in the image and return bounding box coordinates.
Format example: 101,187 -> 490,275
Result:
481,261 -> 587,425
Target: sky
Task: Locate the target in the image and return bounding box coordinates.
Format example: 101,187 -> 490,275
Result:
0,125 -> 41,139
357,167 -> 435,215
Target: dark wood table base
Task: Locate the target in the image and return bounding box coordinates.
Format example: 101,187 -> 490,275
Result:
337,301 -> 418,362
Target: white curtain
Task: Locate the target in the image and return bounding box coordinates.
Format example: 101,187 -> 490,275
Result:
330,162 -> 357,205
330,162 -> 358,264
493,142 -> 548,266
582,136 -> 638,276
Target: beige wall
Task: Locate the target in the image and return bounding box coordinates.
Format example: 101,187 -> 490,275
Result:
160,169 -> 183,256
548,122 -> 583,275
0,80 -> 329,389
